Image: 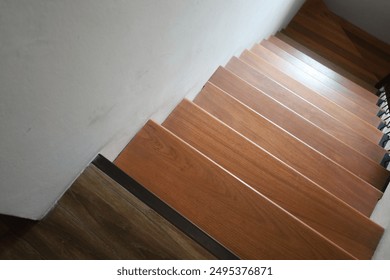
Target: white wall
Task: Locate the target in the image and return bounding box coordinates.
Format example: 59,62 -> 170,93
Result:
0,0 -> 304,220
324,0 -> 390,44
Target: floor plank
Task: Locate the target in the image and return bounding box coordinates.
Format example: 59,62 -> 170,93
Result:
0,165 -> 215,259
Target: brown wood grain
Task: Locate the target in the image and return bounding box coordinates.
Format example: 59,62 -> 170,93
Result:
276,32 -> 375,92
295,2 -> 389,80
232,54 -> 387,162
286,7 -> 379,84
262,39 -> 378,105
210,66 -> 390,189
57,165 -> 215,259
249,44 -> 379,118
268,36 -> 378,99
0,217 -> 44,260
283,26 -> 377,85
115,120 -> 355,260
162,99 -> 383,259
194,83 -> 382,214
0,165 -> 215,259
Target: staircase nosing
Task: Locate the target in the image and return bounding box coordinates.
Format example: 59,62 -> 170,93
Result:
92,154 -> 239,260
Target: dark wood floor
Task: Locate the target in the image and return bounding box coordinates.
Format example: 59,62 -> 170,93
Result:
0,164 -> 215,260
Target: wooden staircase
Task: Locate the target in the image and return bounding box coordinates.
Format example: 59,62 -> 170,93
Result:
2,0 -> 389,260
113,0 -> 390,259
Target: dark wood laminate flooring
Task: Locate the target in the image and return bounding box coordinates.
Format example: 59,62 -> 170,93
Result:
0,165 -> 215,260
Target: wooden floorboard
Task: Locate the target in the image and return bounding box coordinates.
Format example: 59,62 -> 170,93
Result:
210,66 -> 390,190
0,165 -> 216,260
115,120 -> 355,260
227,56 -> 387,163
194,83 -> 383,215
162,99 -> 383,259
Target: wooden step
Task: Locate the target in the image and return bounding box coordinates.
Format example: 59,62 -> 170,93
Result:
115,120 -> 355,259
276,32 -> 376,92
295,1 -> 389,80
268,35 -> 378,99
249,44 -> 380,118
262,39 -> 378,105
332,13 -> 390,80
285,6 -> 379,85
291,12 -> 369,63
194,83 -> 382,215
210,65 -> 390,189
162,99 -> 384,259
231,54 -> 388,162
283,26 -> 377,85
225,57 -> 384,154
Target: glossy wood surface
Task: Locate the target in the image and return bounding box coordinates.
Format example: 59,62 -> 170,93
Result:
269,36 -> 378,99
333,13 -> 390,80
225,56 -> 383,147
0,165 -> 215,259
262,39 -> 378,105
115,120 -> 354,259
233,54 -> 387,162
285,1 -> 378,84
162,99 -> 383,259
297,0 -> 389,80
210,66 -> 390,189
194,83 -> 382,214
250,44 -> 379,118
283,25 -> 377,85
276,32 -> 375,92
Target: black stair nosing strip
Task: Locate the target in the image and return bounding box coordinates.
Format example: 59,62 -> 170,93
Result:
379,134 -> 389,147
378,121 -> 386,131
92,154 -> 239,260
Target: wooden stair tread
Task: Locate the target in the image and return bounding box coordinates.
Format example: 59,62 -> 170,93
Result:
243,46 -> 380,128
283,26 -> 377,85
296,0 -> 389,80
194,83 -> 382,215
249,45 -> 380,118
231,54 -> 387,163
268,35 -> 378,99
115,120 -> 355,259
162,99 -> 383,259
211,65 -> 390,189
276,32 -> 376,92
285,9 -> 379,84
261,39 -> 378,105
225,57 -> 384,153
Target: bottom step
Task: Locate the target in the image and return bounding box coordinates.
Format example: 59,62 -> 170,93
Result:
115,120 -> 355,259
